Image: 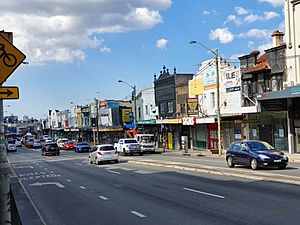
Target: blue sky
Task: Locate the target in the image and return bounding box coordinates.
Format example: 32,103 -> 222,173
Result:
1,0 -> 284,119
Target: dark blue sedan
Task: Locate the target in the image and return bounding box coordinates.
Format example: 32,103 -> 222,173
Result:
74,143 -> 91,153
226,140 -> 288,170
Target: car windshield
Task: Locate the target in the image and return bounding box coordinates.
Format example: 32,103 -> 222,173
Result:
124,140 -> 138,144
8,140 -> 16,144
78,143 -> 89,146
46,143 -> 58,147
99,145 -> 115,151
247,141 -> 275,151
65,141 -> 74,144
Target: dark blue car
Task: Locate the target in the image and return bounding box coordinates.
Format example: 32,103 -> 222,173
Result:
74,143 -> 91,153
226,140 -> 288,170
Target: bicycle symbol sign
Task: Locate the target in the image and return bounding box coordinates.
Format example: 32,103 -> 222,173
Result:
0,35 -> 26,84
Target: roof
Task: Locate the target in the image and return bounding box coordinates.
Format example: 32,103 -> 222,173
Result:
244,53 -> 270,74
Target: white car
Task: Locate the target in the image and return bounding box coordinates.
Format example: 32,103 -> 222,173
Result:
15,140 -> 22,147
88,144 -> 119,165
57,138 -> 68,149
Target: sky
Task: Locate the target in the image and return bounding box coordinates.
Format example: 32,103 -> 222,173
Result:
1,0 -> 285,119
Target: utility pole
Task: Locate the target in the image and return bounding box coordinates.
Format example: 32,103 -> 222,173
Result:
96,98 -> 99,145
215,49 -> 222,156
133,85 -> 137,125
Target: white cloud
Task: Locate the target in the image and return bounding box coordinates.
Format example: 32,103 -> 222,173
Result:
257,42 -> 273,52
244,11 -> 280,23
248,41 -> 255,49
156,38 -> 168,49
235,6 -> 249,15
258,0 -> 284,7
224,15 -> 242,26
203,10 -> 210,15
0,0 -> 172,65
238,28 -> 271,39
209,27 -> 234,44
100,46 -> 111,53
264,11 -> 280,20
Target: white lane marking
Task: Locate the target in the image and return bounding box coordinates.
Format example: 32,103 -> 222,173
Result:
75,163 -> 83,166
29,182 -> 65,189
66,179 -> 72,182
130,211 -> 147,218
99,196 -> 108,200
183,187 -> 225,199
15,166 -> 34,169
50,171 -> 54,173
44,168 -> 48,170
79,186 -> 86,190
106,170 -> 120,174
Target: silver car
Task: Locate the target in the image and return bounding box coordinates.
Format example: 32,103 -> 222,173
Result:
88,144 -> 119,165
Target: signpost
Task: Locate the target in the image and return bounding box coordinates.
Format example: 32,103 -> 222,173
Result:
0,86 -> 19,99
0,31 -> 25,224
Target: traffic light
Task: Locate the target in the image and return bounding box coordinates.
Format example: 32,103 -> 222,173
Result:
91,118 -> 96,127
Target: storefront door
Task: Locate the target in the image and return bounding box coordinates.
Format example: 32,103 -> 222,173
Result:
295,128 -> 300,153
258,125 -> 274,146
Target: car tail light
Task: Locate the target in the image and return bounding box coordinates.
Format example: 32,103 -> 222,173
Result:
97,152 -> 102,156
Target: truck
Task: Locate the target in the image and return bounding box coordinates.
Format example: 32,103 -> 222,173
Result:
136,134 -> 156,153
114,138 -> 143,156
124,128 -> 156,153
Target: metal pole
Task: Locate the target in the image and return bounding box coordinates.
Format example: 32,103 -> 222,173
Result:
215,49 -> 222,155
96,99 -> 99,145
133,85 -> 137,125
0,32 -> 12,224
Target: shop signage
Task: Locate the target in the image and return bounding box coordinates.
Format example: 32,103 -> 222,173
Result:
187,98 -> 199,116
196,117 -> 215,124
182,117 -> 196,126
137,119 -> 156,124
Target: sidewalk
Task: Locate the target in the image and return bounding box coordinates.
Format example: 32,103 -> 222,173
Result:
159,148 -> 300,164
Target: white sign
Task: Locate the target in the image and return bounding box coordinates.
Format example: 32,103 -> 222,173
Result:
182,117 -> 195,126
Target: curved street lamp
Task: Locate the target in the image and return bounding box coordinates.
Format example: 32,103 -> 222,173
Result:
118,80 -> 137,126
188,40 -> 221,155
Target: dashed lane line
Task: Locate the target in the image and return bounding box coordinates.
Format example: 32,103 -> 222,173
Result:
79,186 -> 86,190
130,211 -> 147,218
99,196 -> 108,200
183,187 -> 225,199
106,170 -> 121,174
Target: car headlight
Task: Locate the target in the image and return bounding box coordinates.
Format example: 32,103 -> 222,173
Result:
282,154 -> 288,159
259,154 -> 270,160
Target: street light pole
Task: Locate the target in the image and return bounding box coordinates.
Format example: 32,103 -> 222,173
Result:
118,80 -> 137,126
189,41 -> 222,155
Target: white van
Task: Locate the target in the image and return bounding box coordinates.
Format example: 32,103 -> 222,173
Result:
136,134 -> 156,153
57,138 -> 68,149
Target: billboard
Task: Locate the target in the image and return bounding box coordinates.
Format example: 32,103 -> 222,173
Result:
187,98 -> 199,116
121,108 -> 132,123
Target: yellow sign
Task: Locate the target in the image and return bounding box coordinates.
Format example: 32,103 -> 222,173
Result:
0,35 -> 26,84
0,86 -> 19,99
189,78 -> 204,97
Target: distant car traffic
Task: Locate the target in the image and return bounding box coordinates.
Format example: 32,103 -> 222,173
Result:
33,139 -> 42,149
57,138 -> 68,149
63,141 -> 75,150
41,143 -> 60,156
15,140 -> 22,147
25,139 -> 35,148
226,140 -> 288,170
88,144 -> 119,164
6,140 -> 17,152
74,143 -> 91,153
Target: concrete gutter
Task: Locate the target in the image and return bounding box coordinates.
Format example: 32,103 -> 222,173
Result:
128,159 -> 300,186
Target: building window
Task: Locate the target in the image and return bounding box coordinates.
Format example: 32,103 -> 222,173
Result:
160,102 -> 165,114
210,92 -> 215,108
167,101 -> 173,113
138,107 -> 141,119
272,76 -> 278,91
145,105 -> 149,115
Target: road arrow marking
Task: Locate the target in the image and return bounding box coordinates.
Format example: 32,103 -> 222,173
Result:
29,182 -> 65,189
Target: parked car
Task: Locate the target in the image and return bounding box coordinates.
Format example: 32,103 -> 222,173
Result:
6,140 -> 17,152
74,143 -> 91,153
63,141 -> 75,150
57,138 -> 68,149
226,140 -> 288,170
25,139 -> 35,148
15,140 -> 22,147
41,143 -> 60,156
88,144 -> 119,164
33,139 -> 42,149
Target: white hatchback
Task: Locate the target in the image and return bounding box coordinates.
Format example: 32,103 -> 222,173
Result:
88,144 -> 119,165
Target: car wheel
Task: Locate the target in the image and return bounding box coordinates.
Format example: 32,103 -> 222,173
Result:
227,156 -> 235,168
139,152 -> 143,156
88,157 -> 93,164
57,152 -> 60,156
114,159 -> 119,164
95,157 -> 100,165
250,158 -> 258,170
278,165 -> 286,169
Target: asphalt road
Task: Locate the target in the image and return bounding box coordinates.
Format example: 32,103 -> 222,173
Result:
8,147 -> 300,225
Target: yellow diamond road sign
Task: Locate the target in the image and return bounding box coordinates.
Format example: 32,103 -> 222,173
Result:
0,35 -> 26,84
0,86 -> 19,99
